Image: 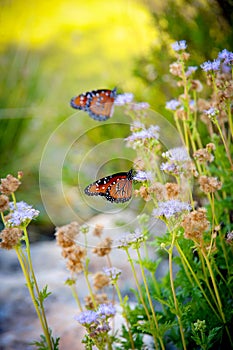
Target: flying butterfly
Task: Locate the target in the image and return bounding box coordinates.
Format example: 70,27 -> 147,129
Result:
84,169 -> 134,203
70,88 -> 117,121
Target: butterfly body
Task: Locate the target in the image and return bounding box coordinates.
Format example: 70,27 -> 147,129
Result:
84,169 -> 133,203
71,88 -> 117,121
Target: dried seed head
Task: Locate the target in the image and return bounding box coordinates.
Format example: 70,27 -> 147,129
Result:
93,224 -> 104,237
85,293 -> 109,310
165,183 -> 180,199
182,208 -> 210,241
134,186 -> 151,201
0,174 -> 21,195
93,272 -> 109,290
0,195 -> 9,212
198,176 -> 222,193
0,227 -> 23,250
92,237 -> 112,257
55,221 -> 79,248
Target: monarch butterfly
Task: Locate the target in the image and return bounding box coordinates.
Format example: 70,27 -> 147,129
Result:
84,169 -> 134,203
70,88 -> 117,121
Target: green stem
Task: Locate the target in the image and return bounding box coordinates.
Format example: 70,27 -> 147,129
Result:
175,241 -> 221,321
114,282 -> 135,350
14,246 -> 51,348
136,248 -> 165,350
70,283 -> 83,311
23,227 -> 53,349
168,231 -> 187,350
125,248 -> 159,349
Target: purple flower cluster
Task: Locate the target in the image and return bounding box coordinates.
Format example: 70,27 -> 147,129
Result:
161,147 -> 191,176
218,49 -> 233,65
133,170 -> 153,182
75,303 -> 116,326
203,107 -> 218,117
165,99 -> 181,111
103,266 -> 122,280
129,102 -> 150,110
125,125 -> 160,148
114,92 -> 134,106
152,200 -> 191,219
162,147 -> 190,163
186,66 -> 198,77
171,40 -> 187,51
116,229 -> 145,248
8,201 -> 40,227
200,59 -> 221,72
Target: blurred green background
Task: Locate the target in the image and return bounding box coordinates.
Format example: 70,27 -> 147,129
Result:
0,0 -> 232,237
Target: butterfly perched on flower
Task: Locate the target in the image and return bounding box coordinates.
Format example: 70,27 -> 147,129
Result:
84,169 -> 134,203
70,88 -> 117,121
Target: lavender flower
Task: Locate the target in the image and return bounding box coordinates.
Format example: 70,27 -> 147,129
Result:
125,125 -> 160,145
129,102 -> 150,110
116,229 -> 145,248
97,303 -> 116,319
103,267 -> 122,280
171,40 -> 187,51
162,147 -> 190,163
218,49 -> 233,65
186,66 -> 198,77
8,201 -> 40,227
133,170 -> 153,182
114,92 -> 134,105
165,99 -> 181,111
152,200 -> 191,219
200,59 -> 220,72
204,107 -> 218,117
75,310 -> 98,325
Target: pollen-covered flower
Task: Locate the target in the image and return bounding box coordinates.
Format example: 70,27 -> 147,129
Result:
171,40 -> 187,51
93,272 -> 110,290
0,227 -> 23,250
0,174 -> 21,195
165,99 -> 181,111
0,195 -> 9,212
198,176 -> 222,193
182,208 -> 210,241
7,201 -> 39,227
114,92 -> 134,105
152,200 -> 191,219
92,237 -> 112,257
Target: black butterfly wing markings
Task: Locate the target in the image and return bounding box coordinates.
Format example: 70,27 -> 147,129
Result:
84,169 -> 133,203
70,91 -> 92,111
70,88 -> 117,121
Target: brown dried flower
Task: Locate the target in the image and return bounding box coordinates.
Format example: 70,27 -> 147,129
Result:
93,272 -> 109,290
0,227 -> 23,250
148,182 -> 166,201
55,221 -> 79,248
165,183 -> 180,199
85,293 -> 109,309
198,176 -> 222,193
0,174 -> 21,195
181,208 -> 210,241
191,79 -> 203,92
169,62 -> 183,77
193,147 -> 214,164
92,237 -> 112,257
134,186 -> 151,201
93,224 -> 104,237
0,195 -> 9,212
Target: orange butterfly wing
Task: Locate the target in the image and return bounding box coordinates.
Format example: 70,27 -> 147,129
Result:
84,170 -> 133,203
70,92 -> 91,110
88,89 -> 116,121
